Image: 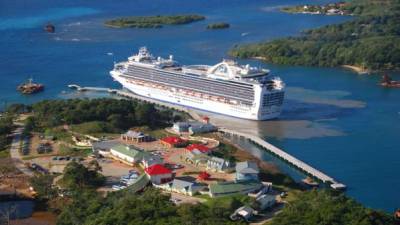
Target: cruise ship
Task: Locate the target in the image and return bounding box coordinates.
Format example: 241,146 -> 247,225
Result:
110,47 -> 285,120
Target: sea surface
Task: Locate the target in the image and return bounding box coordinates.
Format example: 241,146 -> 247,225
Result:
0,0 -> 399,212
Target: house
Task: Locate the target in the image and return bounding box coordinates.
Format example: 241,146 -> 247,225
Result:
184,144 -> 211,165
208,181 -> 263,197
186,144 -> 211,154
189,123 -> 216,134
230,206 -> 255,222
256,194 -> 276,210
110,144 -> 150,166
327,8 -> 340,14
236,161 -> 259,181
92,140 -> 119,157
160,136 -> 187,148
185,150 -> 210,166
248,182 -> 273,198
121,130 -> 151,143
206,157 -> 230,172
145,164 -> 173,184
156,178 -> 204,196
142,154 -> 163,168
172,122 -> 191,133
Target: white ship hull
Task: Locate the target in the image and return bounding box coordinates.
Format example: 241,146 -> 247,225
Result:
112,72 -> 282,120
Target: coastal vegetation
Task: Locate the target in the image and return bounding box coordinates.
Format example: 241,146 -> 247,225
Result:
207,22 -> 230,29
24,98 -> 175,131
56,188 -> 246,225
105,15 -> 205,28
230,0 -> 400,72
0,114 -> 14,152
270,190 -> 395,225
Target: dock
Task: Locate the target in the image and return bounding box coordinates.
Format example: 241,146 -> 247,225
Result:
219,128 -> 346,190
68,84 -> 346,190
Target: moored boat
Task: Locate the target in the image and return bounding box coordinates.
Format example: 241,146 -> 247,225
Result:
44,23 -> 55,33
17,79 -> 44,94
380,74 -> 400,88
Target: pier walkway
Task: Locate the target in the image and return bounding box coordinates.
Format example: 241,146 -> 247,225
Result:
219,128 -> 346,190
68,84 -> 346,190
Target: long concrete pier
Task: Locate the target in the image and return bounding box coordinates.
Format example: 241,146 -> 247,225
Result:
68,84 -> 346,190
219,128 -> 346,190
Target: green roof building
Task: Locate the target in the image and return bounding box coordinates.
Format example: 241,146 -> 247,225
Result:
110,144 -> 150,166
208,181 -> 263,197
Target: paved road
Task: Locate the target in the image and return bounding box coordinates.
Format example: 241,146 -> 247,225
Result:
9,125 -> 34,177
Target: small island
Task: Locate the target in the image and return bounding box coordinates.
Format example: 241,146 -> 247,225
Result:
105,14 -> 205,28
206,22 -> 230,29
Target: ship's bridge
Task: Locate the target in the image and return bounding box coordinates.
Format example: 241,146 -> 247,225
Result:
206,60 -> 269,81
128,47 -> 179,69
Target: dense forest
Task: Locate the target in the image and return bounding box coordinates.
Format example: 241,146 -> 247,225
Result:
26,98 -> 175,131
0,114 -> 14,151
105,15 -> 205,28
52,185 -> 395,225
270,190 -> 395,225
230,0 -> 400,71
56,188 -> 247,225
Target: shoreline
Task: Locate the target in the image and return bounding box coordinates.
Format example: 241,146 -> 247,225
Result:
251,57 -> 373,75
342,65 -> 370,74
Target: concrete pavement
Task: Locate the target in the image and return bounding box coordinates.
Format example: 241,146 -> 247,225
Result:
9,125 -> 34,177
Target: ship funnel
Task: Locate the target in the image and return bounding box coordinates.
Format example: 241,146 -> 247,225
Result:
169,55 -> 173,60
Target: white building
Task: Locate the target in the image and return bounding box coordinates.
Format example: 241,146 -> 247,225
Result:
144,164 -> 173,184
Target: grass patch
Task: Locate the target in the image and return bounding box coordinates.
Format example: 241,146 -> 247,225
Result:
181,171 -> 200,176
211,141 -> 237,162
135,126 -> 172,139
0,149 -> 10,158
70,121 -> 119,135
260,170 -> 302,191
59,144 -> 92,157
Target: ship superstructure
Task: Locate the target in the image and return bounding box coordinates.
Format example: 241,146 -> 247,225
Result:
110,47 -> 285,120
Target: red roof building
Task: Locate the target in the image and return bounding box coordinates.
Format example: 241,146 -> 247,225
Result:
160,136 -> 187,147
145,164 -> 173,184
186,144 -> 211,154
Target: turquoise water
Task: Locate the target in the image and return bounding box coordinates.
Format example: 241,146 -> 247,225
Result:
0,0 -> 399,212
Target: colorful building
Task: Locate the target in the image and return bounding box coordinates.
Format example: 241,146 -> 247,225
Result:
144,164 -> 173,184
110,144 -> 150,166
235,161 -> 260,181
160,136 -> 187,148
121,130 -> 151,143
